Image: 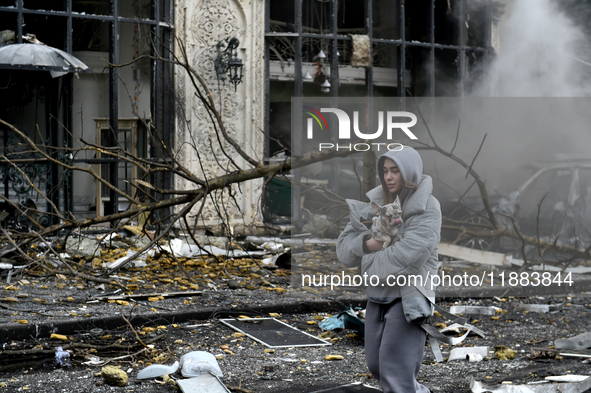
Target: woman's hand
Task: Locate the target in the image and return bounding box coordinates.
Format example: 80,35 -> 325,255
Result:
365,238 -> 384,251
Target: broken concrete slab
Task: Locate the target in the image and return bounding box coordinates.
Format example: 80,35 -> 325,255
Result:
176,372 -> 230,393
449,305 -> 498,316
438,242 -> 512,266
471,374 -> 591,393
517,304 -> 551,313
65,237 -> 102,258
555,332 -> 591,350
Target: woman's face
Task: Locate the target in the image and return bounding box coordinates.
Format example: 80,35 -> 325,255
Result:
383,158 -> 403,195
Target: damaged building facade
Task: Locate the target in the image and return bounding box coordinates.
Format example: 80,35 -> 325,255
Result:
0,0 -> 500,231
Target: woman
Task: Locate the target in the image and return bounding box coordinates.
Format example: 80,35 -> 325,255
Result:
336,146 -> 440,393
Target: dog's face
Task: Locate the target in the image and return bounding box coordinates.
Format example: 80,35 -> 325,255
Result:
371,197 -> 403,229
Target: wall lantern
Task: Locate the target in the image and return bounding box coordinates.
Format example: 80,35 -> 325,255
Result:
214,37 -> 244,91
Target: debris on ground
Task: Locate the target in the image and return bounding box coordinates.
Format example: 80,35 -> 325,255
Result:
449,305 -> 498,316
179,351 -> 223,377
448,346 -> 488,362
136,360 -> 179,379
555,332 -> 591,350
220,317 -> 332,347
495,345 -> 517,360
318,308 -> 365,334
99,365 -> 128,386
54,347 -> 71,366
471,375 -> 591,393
516,303 -> 552,313
176,372 -> 231,393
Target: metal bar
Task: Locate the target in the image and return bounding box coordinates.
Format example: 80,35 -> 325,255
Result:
331,0 -> 338,98
371,38 -> 487,51
398,0 -> 405,102
264,0 -> 271,160
329,0 -> 339,209
49,78 -> 60,225
458,0 -> 465,96
0,7 -> 164,25
362,0 -> 375,196
484,0 -> 493,96
66,0 -> 72,53
294,0 -> 303,98
108,0 -> 120,217
292,0 -> 303,226
16,0 -> 22,43
64,74 -> 74,214
265,32 -> 352,40
263,0 -> 272,222
162,0 -> 174,197
429,0 -> 435,96
365,0 -> 373,97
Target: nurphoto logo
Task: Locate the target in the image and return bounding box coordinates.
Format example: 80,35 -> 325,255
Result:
303,107 -> 418,151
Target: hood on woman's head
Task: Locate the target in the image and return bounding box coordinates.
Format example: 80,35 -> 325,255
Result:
377,146 -> 423,186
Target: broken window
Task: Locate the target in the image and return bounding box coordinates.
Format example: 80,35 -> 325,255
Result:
0,0 -> 175,225
264,0 -> 493,221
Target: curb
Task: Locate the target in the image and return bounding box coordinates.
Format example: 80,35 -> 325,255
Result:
0,298 -> 367,341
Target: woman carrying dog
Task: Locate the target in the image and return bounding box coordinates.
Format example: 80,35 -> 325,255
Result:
337,146 -> 441,393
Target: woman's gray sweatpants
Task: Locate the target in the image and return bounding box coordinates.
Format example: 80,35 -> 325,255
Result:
365,299 -> 430,393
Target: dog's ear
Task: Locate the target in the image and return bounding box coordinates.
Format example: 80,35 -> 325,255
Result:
371,201 -> 382,215
394,195 -> 401,205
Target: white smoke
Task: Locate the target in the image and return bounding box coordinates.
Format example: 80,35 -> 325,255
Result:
474,0 -> 591,96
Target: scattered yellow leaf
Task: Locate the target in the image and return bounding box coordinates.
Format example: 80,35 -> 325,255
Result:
51,333 -> 68,341
325,355 -> 344,360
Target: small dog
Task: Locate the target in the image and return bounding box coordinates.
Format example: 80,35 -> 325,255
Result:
371,197 -> 403,250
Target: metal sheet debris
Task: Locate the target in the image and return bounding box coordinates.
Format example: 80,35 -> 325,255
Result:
449,305 -> 498,316
530,347 -> 591,359
306,382 -> 382,392
448,346 -> 488,361
176,372 -> 230,393
220,318 -> 331,348
517,304 -> 551,313
471,375 -> 591,393
545,376 -> 589,382
439,323 -> 487,338
555,332 -> 591,350
438,242 -> 512,266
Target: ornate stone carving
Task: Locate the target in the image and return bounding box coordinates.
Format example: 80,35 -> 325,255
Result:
175,0 -> 266,228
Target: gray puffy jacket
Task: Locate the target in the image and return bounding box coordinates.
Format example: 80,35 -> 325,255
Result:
336,148 -> 441,323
